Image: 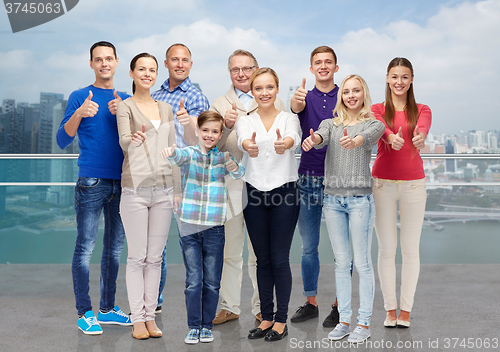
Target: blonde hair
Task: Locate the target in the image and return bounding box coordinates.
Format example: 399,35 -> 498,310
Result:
332,74 -> 374,127
249,67 -> 279,91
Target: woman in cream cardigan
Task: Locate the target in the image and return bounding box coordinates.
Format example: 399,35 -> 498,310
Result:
117,52 -> 181,340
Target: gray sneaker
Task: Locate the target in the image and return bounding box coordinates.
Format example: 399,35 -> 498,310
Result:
328,323 -> 350,341
347,325 -> 371,343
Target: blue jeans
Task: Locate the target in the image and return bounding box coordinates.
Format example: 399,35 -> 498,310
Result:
297,174 -> 324,297
179,225 -> 225,330
72,177 -> 125,316
323,194 -> 375,326
243,182 -> 299,323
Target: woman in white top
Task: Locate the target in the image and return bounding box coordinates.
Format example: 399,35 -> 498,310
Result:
236,68 -> 300,342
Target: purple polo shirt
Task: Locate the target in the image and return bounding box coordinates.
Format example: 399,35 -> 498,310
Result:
297,85 -> 339,176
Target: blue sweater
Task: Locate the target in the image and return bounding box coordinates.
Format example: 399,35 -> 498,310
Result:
57,85 -> 129,179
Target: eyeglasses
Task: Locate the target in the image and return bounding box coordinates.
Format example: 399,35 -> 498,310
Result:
229,66 -> 256,75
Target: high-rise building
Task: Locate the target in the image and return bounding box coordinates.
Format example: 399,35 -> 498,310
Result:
38,92 -> 64,154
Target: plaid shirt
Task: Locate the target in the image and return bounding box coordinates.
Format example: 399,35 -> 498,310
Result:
168,145 -> 244,226
151,77 -> 209,148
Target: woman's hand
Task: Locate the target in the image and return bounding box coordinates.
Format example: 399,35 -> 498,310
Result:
131,124 -> 147,147
388,127 -> 404,150
302,128 -> 317,152
274,129 -> 286,154
243,132 -> 259,158
412,125 -> 426,150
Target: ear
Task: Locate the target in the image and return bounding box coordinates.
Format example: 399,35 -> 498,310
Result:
334,65 -> 339,73
89,60 -> 93,70
189,61 -> 193,69
115,57 -> 119,66
309,66 -> 314,74
164,59 -> 168,68
129,70 -> 133,79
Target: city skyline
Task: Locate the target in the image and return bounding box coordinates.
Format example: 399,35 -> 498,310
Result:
1,0 -> 499,135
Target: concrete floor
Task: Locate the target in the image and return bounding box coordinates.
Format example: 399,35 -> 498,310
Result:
0,263 -> 498,352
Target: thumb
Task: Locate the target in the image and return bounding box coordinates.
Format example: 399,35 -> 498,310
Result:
179,98 -> 185,110
414,125 -> 419,137
251,131 -> 256,143
397,127 -> 403,137
142,124 -> 146,133
113,89 -> 119,99
171,143 -> 177,151
87,90 -> 93,101
301,78 -> 306,89
276,128 -> 282,140
232,102 -> 237,111
309,128 -> 315,138
226,152 -> 231,162
343,127 -> 347,137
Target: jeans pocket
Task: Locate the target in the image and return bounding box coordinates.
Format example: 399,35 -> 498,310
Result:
77,177 -> 100,188
372,178 -> 384,190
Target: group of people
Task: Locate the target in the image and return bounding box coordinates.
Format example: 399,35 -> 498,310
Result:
57,41 -> 431,345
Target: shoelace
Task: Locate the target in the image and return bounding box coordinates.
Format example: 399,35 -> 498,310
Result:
352,326 -> 363,334
113,309 -> 129,318
85,315 -> 99,326
335,323 -> 347,331
295,303 -> 308,313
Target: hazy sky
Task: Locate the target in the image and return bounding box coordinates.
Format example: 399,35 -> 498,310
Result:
1,0 -> 499,134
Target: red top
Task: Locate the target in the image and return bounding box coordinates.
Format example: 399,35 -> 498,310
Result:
371,103 -> 432,181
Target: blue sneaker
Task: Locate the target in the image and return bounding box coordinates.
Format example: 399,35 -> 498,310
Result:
184,329 -> 200,344
78,311 -> 103,335
97,305 -> 132,326
199,328 -> 214,343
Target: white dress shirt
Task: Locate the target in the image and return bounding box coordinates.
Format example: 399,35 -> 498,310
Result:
236,111 -> 300,191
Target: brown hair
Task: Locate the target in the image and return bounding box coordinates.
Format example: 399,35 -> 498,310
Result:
310,46 -> 337,66
384,57 -> 419,141
249,67 -> 279,91
130,52 -> 158,94
197,110 -> 224,130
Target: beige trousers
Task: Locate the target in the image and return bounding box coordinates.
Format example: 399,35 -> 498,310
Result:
373,178 -> 427,312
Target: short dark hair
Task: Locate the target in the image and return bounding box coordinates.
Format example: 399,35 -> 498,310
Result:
90,41 -> 117,60
165,43 -> 192,60
310,46 -> 337,66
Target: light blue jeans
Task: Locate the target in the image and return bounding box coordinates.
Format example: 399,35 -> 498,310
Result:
323,194 -> 375,327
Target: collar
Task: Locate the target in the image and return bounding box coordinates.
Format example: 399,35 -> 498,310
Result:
311,85 -> 339,97
195,144 -> 219,155
160,77 -> 192,93
234,87 -> 253,99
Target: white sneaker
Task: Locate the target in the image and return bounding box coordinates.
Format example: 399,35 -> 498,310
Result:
328,323 -> 350,341
347,325 -> 371,343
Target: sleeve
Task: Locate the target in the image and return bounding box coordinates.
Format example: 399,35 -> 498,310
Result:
371,104 -> 393,143
416,104 -> 432,136
282,113 -> 301,151
314,119 -> 332,148
56,90 -> 81,149
187,92 -> 210,118
116,101 -> 133,151
227,155 -> 245,180
236,115 -> 252,152
167,147 -> 193,166
357,120 -> 385,150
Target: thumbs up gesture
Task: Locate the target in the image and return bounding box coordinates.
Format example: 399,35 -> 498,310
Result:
302,128 -> 318,152
224,102 -> 238,129
225,152 -> 238,173
339,127 -> 356,149
412,125 -> 425,150
274,128 -> 286,154
108,89 -> 122,115
131,124 -> 147,147
176,98 -> 190,126
160,144 -> 177,159
77,91 -> 99,118
291,78 -> 308,113
245,132 -> 259,158
390,127 -> 405,150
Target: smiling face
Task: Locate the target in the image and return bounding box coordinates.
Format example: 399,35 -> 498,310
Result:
229,55 -> 257,93
342,78 -> 364,115
130,57 -> 158,91
310,52 -> 338,83
165,45 -> 192,86
199,120 -> 223,150
90,46 -> 118,84
386,65 -> 413,99
251,72 -> 279,109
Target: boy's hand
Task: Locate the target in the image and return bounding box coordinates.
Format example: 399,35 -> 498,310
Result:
131,124 -> 147,147
160,144 -> 177,159
292,78 -> 307,104
108,90 -> 122,115
225,153 -> 238,172
302,128 -> 317,152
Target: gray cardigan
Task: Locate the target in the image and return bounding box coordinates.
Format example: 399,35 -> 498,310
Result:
315,119 -> 384,197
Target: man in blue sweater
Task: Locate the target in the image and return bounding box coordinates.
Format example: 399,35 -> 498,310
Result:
57,41 -> 132,335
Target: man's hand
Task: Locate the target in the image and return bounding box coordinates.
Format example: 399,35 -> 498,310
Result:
224,102 -> 238,129
77,91 -> 99,118
291,78 -> 307,113
176,98 -> 190,126
108,89 -> 122,115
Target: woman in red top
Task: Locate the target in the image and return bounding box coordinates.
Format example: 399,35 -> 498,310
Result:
371,57 -> 432,328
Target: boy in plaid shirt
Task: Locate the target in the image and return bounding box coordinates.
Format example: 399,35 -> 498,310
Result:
161,111 -> 244,344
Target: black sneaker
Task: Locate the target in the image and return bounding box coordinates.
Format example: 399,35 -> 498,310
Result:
322,305 -> 340,327
290,302 -> 319,323
155,306 -> 162,314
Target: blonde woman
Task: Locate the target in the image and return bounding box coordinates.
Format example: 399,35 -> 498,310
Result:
303,74 -> 383,343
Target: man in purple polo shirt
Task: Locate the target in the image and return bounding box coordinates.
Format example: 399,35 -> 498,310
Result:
290,46 -> 340,327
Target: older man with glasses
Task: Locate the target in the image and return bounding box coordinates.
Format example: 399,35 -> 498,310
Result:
209,49 -> 286,325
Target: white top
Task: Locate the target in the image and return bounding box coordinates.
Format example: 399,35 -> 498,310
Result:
236,111 -> 301,191
150,119 -> 161,130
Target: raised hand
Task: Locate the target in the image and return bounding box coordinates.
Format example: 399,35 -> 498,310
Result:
224,102 -> 238,129
131,124 -> 147,147
412,125 -> 425,150
302,128 -> 317,152
225,152 -> 238,172
292,78 -> 307,104
108,89 -> 122,115
274,128 -> 286,154
390,127 -> 404,150
246,132 -> 259,158
160,144 -> 177,159
339,127 -> 356,149
77,91 -> 99,118
176,98 -> 190,126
